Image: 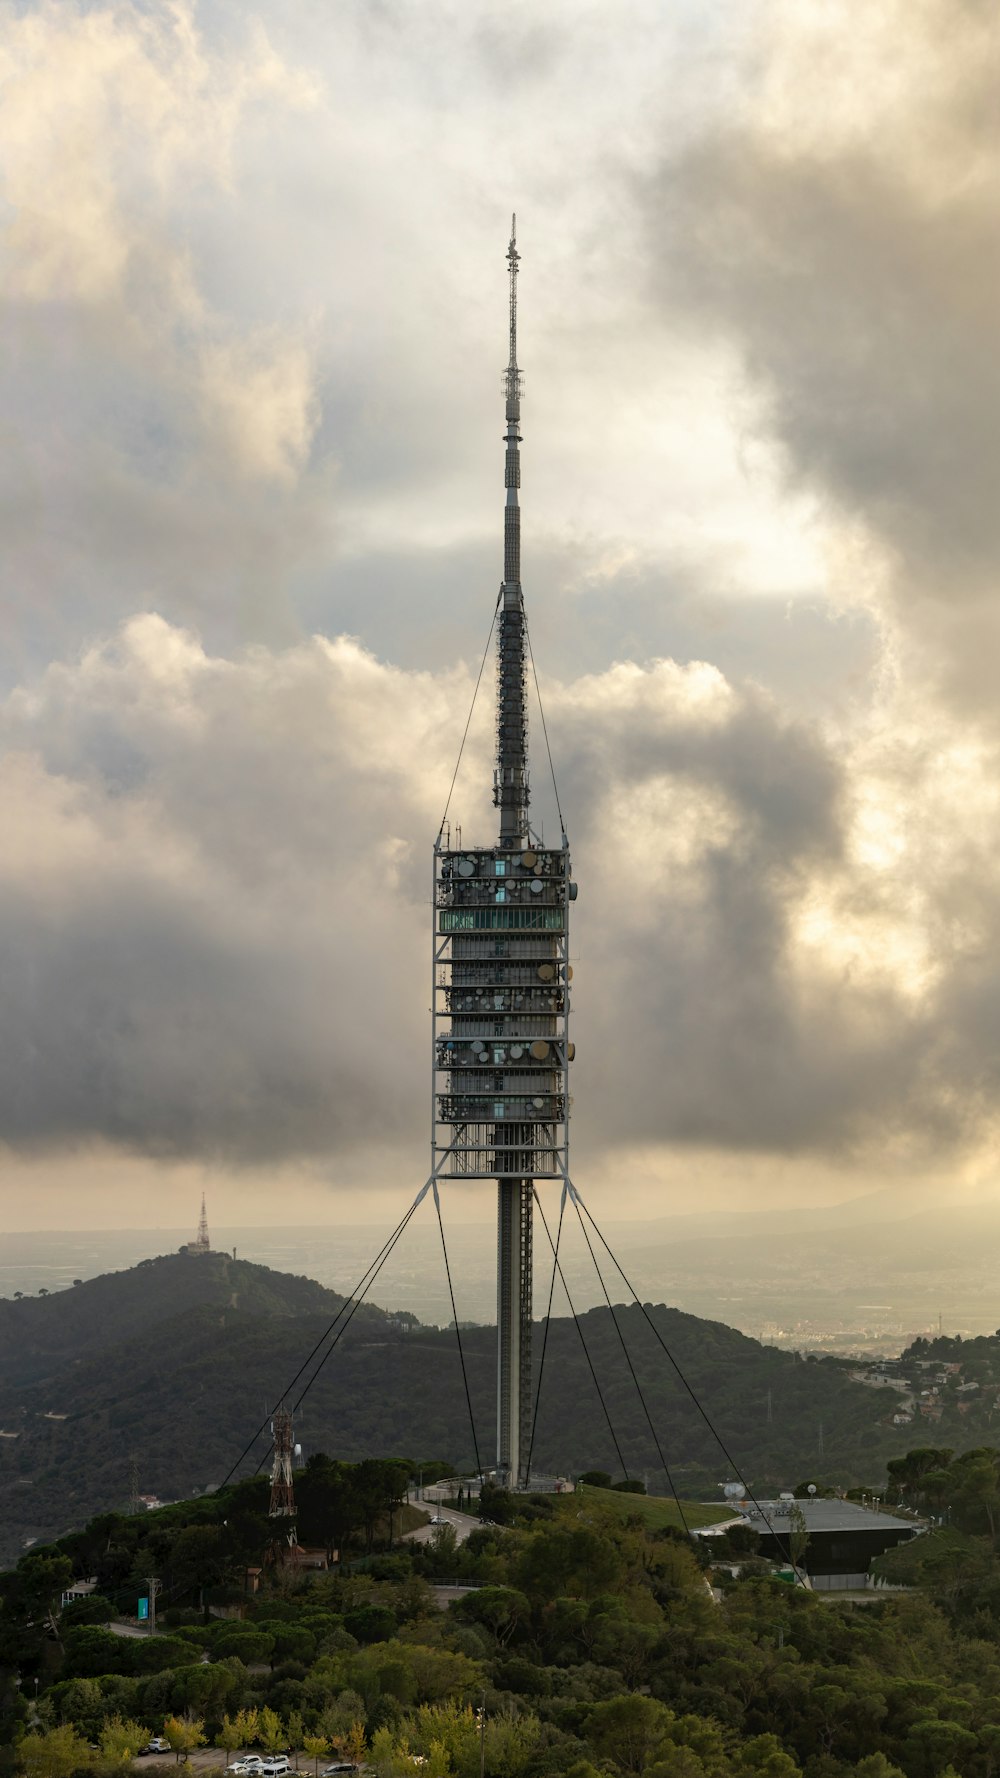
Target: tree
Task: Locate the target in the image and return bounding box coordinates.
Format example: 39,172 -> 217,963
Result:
587,1696 -> 673,1775
235,1709 -> 260,1753
16,1726 -> 93,1778
451,1587 -> 530,1649
258,1708 -> 286,1755
735,1735 -> 802,1778
303,1735 -> 330,1776
345,1724 -> 368,1769
99,1715 -> 149,1764
216,1714 -> 244,1765
788,1505 -> 810,1573
163,1715 -> 206,1765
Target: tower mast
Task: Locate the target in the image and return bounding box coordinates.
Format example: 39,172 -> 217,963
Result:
431,217 -> 575,1491
496,215 -> 532,1485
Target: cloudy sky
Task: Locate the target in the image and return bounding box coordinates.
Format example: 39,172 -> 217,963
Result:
3,0 -> 999,1234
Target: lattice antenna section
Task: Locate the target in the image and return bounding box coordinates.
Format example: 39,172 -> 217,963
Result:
268,1406 -> 297,1541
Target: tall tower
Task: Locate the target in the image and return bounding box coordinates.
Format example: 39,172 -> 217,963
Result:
432,218 -> 576,1486
196,1193 -> 210,1252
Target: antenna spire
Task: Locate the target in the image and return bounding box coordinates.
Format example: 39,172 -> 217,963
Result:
495,215 -> 528,841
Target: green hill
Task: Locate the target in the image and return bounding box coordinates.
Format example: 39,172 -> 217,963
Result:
0,1248 -> 346,1388
1,1251 -> 988,1567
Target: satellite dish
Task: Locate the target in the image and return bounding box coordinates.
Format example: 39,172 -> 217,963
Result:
472,1041 -> 485,1054
723,1482 -> 744,1501
511,1045 -> 523,1059
523,849 -> 537,867
532,1097 -> 544,1109
568,882 -> 578,900
537,964 -> 555,981
530,1041 -> 550,1060
534,863 -> 544,876
530,880 -> 544,895
565,965 -> 574,981
566,1042 -> 576,1061
458,858 -> 475,877
807,1484 -> 817,1496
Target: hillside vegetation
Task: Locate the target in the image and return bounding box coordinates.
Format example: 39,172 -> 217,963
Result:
10,1445 -> 1000,1778
4,1252 -> 999,1565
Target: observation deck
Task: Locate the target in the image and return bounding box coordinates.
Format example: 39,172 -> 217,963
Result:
432,842 -> 575,1181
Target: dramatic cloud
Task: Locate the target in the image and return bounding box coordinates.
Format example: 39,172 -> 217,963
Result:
2,610 -> 998,1188
647,0 -> 1000,714
3,0 -> 1000,1224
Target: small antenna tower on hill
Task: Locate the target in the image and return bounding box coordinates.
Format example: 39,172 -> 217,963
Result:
268,1406 -> 297,1543
196,1192 -> 210,1252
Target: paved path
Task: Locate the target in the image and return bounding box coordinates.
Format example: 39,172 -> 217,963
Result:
403,1504 -> 481,1547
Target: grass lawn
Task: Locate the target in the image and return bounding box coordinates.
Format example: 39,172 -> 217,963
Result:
556,1484 -> 731,1531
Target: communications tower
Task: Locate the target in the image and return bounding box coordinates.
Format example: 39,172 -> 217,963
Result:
432,218 -> 576,1486
268,1405 -> 297,1540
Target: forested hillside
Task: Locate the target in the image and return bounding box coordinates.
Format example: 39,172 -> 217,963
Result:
1,1254 -> 991,1567
10,1447 -> 1000,1778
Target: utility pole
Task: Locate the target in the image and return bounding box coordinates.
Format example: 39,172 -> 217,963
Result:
145,1575 -> 160,1636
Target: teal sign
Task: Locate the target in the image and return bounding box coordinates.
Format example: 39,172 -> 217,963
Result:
137,1596 -> 149,1621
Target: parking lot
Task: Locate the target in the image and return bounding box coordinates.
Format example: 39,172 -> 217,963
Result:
131,1756 -> 356,1776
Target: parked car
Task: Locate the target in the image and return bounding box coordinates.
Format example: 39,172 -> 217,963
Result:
142,1741 -> 170,1757
260,1760 -> 290,1778
322,1765 -> 356,1775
